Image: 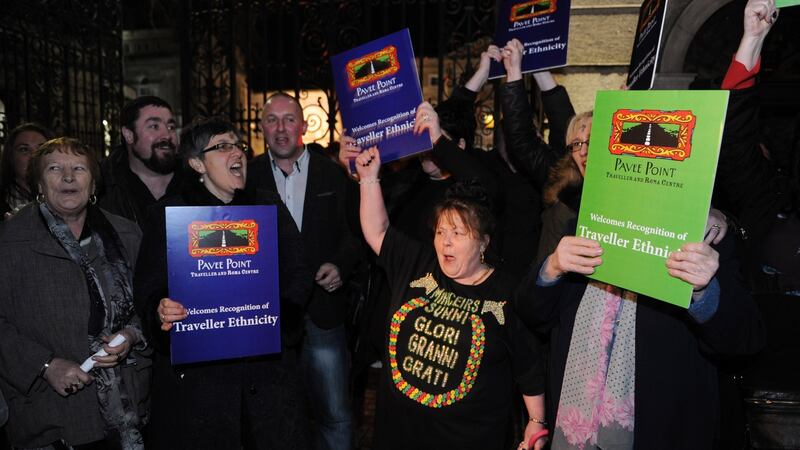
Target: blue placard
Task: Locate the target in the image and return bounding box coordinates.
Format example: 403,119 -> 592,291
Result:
489,0 -> 571,79
626,0 -> 669,90
331,29 -> 432,164
166,205 -> 281,365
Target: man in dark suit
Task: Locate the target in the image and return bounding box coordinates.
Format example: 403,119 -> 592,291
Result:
247,93 -> 361,450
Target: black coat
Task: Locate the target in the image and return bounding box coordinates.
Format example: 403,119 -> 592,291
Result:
133,179 -> 313,449
500,80 -> 574,191
134,179 -> 312,351
716,86 -> 800,290
247,150 -> 363,329
514,234 -> 765,449
98,147 -> 185,226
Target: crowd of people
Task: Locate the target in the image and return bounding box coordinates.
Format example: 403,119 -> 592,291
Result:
0,0 -> 797,449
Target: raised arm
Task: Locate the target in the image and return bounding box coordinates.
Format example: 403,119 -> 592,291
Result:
735,0 -> 777,70
500,39 -> 572,189
717,0 -> 782,239
356,146 -> 387,255
464,45 -> 500,92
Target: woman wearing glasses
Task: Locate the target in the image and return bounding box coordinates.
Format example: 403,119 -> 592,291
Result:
531,112 -> 592,268
134,117 -> 312,449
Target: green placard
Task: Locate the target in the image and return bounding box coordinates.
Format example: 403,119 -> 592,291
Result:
776,0 -> 800,8
576,90 -> 729,308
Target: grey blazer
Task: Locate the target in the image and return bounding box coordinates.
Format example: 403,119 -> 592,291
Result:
0,204 -> 150,448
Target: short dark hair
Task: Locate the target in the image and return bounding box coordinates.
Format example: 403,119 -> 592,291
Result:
1,123 -> 55,197
28,137 -> 101,195
179,116 -> 242,160
432,179 -> 495,239
120,96 -> 173,137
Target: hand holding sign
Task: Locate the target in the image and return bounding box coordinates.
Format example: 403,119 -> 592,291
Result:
338,134 -> 362,178
413,102 -> 442,143
665,243 -> 719,293
544,236 -> 604,280
158,297 -> 189,331
502,39 -> 525,82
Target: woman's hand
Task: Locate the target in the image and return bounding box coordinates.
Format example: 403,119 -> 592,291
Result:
666,243 -> 719,292
502,39 -> 525,82
338,134 -> 362,179
736,0 -> 777,70
158,298 -> 188,331
43,357 -> 93,396
464,45 -> 500,92
520,421 -> 547,450
413,102 -> 442,143
543,236 -> 603,280
744,0 -> 777,40
92,328 -> 138,368
354,146 -> 381,182
704,208 -> 728,244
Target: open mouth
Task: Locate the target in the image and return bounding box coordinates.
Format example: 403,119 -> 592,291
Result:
230,161 -> 243,177
274,136 -> 289,146
153,141 -> 175,151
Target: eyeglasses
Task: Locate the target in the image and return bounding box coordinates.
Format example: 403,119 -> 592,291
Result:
201,141 -> 249,155
567,140 -> 589,152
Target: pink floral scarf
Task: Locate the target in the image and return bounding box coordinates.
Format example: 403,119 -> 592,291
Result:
552,282 -> 637,450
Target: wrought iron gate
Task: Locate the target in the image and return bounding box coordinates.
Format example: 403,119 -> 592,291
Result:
180,0 -> 529,152
0,0 -> 123,155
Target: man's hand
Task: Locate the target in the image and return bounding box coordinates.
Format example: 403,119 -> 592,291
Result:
316,262 -> 343,292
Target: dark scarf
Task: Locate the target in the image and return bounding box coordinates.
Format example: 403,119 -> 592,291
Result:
39,203 -> 144,450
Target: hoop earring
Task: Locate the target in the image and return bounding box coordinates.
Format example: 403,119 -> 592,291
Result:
36,193 -> 45,204
89,194 -> 97,205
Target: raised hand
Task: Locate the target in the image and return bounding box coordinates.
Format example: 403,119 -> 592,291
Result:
502,39 -> 525,82
413,102 -> 442,143
354,146 -> 381,182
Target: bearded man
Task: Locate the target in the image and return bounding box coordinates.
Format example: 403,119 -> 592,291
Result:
99,96 -> 183,224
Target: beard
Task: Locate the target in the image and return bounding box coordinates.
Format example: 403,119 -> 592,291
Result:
132,139 -> 178,175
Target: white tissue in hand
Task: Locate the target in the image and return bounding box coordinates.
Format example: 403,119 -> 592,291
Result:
80,334 -> 126,372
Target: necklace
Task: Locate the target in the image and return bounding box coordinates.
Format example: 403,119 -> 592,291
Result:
471,265 -> 493,286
